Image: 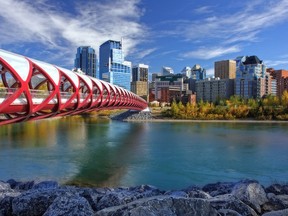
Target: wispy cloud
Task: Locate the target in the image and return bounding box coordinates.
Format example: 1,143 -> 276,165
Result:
182,0 -> 288,43
133,48 -> 157,60
181,46 -> 241,60
265,60 -> 288,68
194,6 -> 213,14
0,0 -> 147,67
168,0 -> 288,60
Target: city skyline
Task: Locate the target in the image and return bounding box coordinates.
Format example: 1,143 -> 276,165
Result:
0,0 -> 288,76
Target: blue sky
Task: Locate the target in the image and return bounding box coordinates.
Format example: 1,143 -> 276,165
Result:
1,0 -> 288,76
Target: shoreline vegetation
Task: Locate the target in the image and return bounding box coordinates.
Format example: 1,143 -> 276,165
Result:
160,93 -> 288,121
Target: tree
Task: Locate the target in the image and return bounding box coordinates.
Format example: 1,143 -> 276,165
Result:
281,90 -> 288,108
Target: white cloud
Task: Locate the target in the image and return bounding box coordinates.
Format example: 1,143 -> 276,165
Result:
181,46 -> 241,60
194,6 -> 213,14
133,48 -> 157,60
205,68 -> 214,76
265,60 -> 288,68
173,0 -> 288,45
0,0 -> 147,67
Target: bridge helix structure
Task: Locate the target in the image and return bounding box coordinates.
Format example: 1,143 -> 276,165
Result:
0,49 -> 148,126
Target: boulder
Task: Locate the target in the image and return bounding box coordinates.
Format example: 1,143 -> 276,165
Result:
0,181 -> 11,191
78,188 -> 107,212
32,181 -> 59,190
266,184 -> 288,195
262,208 -> 288,216
96,196 -> 219,216
185,187 -> 211,199
262,193 -> 288,212
43,192 -> 94,216
12,188 -> 66,216
209,194 -> 258,216
6,179 -> 20,189
0,196 -> 14,216
231,180 -> 268,214
0,181 -> 20,202
14,181 -> 35,191
96,185 -> 163,211
203,181 -> 236,197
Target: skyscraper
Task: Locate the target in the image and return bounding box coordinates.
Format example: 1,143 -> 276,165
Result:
188,64 -> 206,93
191,64 -> 206,80
132,64 -> 148,82
131,64 -> 149,101
162,66 -> 174,75
99,40 -> 131,91
214,60 -> 236,79
74,46 -> 97,77
235,55 -> 271,98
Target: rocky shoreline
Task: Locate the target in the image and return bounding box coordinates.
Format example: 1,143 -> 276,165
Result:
1,179 -> 288,215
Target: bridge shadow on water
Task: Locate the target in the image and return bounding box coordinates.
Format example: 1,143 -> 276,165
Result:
64,116 -> 147,187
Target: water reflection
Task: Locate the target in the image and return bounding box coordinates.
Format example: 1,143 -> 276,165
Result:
1,118 -> 288,190
69,121 -> 147,187
0,119 -> 59,147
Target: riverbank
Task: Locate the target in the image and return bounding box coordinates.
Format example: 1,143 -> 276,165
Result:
111,109 -> 288,124
1,179 -> 288,215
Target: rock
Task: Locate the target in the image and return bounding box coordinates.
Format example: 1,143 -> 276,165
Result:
96,196 -> 219,216
263,193 -> 288,212
6,179 -> 20,189
43,192 -> 94,216
0,181 -> 10,191
12,188 -> 65,216
184,187 -> 211,199
96,185 -> 163,211
231,180 -> 268,214
203,181 -> 236,197
217,208 -> 242,216
0,196 -> 14,216
262,208 -> 288,216
164,190 -> 188,198
209,194 -> 258,216
0,181 -> 20,202
266,184 -> 288,195
32,181 -> 59,190
14,181 -> 35,191
111,110 -> 154,121
78,188 -> 106,212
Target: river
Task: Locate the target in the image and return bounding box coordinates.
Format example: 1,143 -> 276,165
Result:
0,116 -> 288,190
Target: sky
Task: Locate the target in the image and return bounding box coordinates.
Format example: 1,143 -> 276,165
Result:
1,0 -> 288,76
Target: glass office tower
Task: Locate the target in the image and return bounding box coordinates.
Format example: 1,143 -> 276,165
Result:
74,46 -> 97,77
99,40 -> 131,91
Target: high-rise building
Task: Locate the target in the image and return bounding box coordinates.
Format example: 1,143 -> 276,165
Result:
196,78 -> 234,103
188,64 -> 206,93
99,40 -> 131,90
235,55 -> 271,99
131,64 -> 149,101
74,46 -> 97,77
267,68 -> 288,97
132,64 -> 148,82
214,60 -> 236,79
181,66 -> 192,78
191,64 -> 206,80
154,74 -> 189,103
162,66 -> 174,75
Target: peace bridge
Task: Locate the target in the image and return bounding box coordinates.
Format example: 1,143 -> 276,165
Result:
0,49 -> 148,126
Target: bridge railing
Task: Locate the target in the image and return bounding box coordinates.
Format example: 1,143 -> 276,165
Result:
60,92 -> 73,99
0,87 -> 18,97
30,89 -> 50,98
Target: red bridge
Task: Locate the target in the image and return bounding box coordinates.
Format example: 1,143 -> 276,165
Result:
0,49 -> 148,125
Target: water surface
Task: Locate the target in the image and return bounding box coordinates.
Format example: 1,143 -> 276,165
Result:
0,116 -> 287,190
